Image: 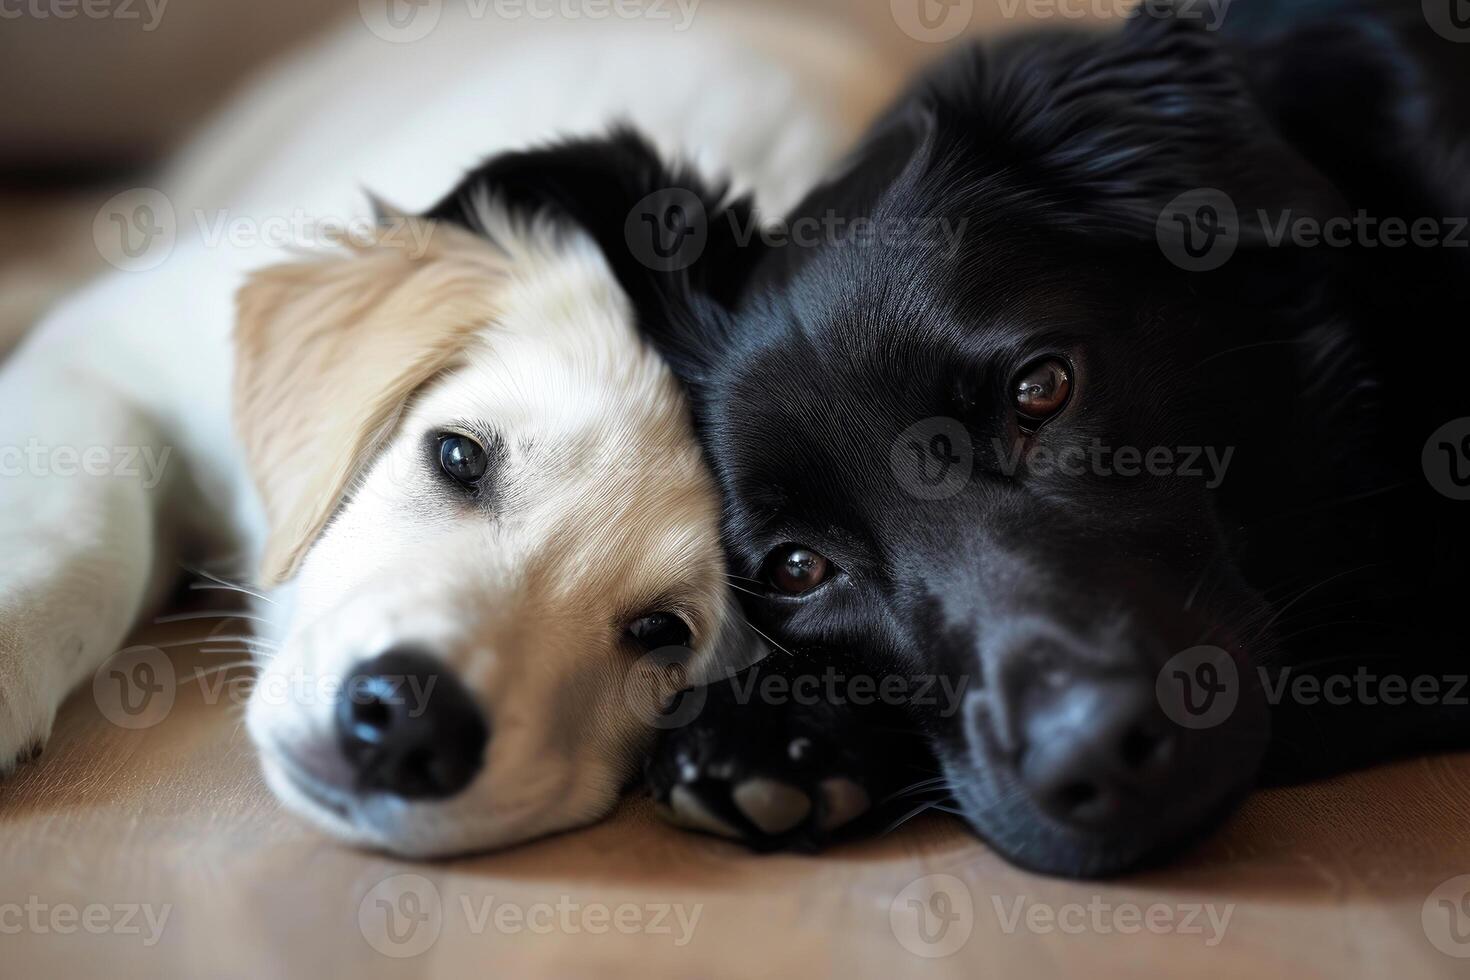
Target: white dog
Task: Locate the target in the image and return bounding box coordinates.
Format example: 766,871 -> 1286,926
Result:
0,6 -> 898,855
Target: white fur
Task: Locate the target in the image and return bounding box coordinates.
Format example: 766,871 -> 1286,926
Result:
0,6 -> 899,854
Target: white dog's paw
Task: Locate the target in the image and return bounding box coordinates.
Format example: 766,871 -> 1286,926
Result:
0,694 -> 53,778
0,627 -> 57,778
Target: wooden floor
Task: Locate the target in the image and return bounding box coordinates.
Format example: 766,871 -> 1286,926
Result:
2,615 -> 1468,979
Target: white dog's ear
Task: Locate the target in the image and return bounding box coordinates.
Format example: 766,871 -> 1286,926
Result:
234,220 -> 507,584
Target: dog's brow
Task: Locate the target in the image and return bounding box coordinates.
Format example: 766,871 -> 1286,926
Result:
622,581 -> 715,640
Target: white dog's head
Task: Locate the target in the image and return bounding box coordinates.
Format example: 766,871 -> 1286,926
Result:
237,172 -> 755,856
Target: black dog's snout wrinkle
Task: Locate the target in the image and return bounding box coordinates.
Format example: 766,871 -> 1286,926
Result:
336,647 -> 489,800
1012,671 -> 1179,830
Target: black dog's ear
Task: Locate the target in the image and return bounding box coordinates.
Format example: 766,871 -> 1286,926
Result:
424,126 -> 763,324
908,4 -> 1344,242
749,103 -> 939,293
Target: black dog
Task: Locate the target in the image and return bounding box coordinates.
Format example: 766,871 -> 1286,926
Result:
635,0 -> 1470,876
436,0 -> 1470,877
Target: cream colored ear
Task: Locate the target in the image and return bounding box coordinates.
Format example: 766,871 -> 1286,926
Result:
234,220 -> 507,584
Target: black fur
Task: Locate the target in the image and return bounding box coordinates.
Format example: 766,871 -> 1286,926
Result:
636,0 -> 1470,877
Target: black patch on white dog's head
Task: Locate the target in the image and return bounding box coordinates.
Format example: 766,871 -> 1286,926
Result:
424,126 -> 762,333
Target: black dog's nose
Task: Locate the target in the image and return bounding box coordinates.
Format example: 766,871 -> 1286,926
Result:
336,648 -> 489,800
1016,674 -> 1178,829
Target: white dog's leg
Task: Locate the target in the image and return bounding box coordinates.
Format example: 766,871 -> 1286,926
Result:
0,351 -> 184,774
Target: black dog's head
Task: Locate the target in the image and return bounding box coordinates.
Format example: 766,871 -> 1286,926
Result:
623,12 -> 1370,877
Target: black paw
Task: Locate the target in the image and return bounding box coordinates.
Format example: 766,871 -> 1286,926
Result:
644,652 -> 931,851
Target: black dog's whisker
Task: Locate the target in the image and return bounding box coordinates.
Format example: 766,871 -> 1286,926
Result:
1250,564 -> 1379,644
724,574 -> 765,587
1182,554 -> 1227,614
880,799 -> 946,837
1190,338 -> 1304,370
182,565 -> 275,605
880,775 -> 950,798
741,619 -> 796,660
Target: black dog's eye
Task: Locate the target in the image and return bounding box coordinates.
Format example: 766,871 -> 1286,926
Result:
438,433 -> 488,485
626,612 -> 692,651
765,546 -> 832,596
1013,357 -> 1073,425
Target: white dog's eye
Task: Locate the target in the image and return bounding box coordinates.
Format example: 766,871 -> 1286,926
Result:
626,612 -> 692,651
438,433 -> 488,486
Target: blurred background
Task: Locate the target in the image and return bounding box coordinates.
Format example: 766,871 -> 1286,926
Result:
0,0 -> 1096,352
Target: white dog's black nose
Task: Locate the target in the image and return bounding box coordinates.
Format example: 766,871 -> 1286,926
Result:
336,648 -> 488,799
